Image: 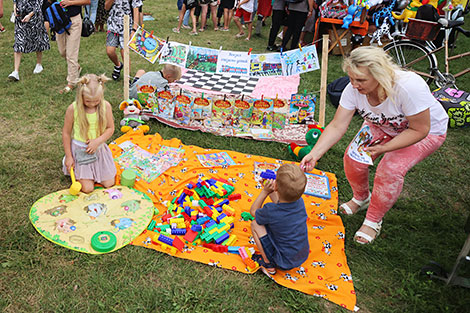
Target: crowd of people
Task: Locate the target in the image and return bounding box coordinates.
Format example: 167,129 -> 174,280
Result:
172,0 -> 321,48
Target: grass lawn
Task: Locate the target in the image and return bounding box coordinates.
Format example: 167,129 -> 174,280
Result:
1,1 -> 470,312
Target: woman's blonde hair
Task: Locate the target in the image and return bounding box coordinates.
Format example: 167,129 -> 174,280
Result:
343,46 -> 401,101
75,74 -> 110,141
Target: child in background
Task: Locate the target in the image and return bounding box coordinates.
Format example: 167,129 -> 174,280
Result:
0,0 -> 5,32
173,0 -> 198,35
234,0 -> 254,40
105,0 -> 142,80
129,64 -> 182,100
62,74 -> 117,194
250,164 -> 309,274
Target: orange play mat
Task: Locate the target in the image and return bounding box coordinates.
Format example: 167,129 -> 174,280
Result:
110,128 -> 356,311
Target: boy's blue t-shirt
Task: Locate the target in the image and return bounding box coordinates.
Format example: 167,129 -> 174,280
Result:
255,198 -> 309,269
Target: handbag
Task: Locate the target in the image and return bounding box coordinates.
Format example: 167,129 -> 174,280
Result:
81,6 -> 95,37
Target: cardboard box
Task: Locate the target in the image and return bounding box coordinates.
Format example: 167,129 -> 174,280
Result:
328,28 -> 352,55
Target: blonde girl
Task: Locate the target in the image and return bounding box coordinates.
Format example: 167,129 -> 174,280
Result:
62,74 -> 116,193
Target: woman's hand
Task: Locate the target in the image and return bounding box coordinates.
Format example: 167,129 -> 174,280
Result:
21,12 -> 33,23
364,143 -> 387,158
86,139 -> 101,154
300,153 -> 318,172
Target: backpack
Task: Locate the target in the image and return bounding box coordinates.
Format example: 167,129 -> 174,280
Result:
327,76 -> 350,107
45,2 -> 72,35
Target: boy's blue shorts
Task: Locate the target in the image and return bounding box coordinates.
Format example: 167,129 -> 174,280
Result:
259,234 -> 278,267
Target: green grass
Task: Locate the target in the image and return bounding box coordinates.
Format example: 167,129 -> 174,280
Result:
1,1 -> 470,312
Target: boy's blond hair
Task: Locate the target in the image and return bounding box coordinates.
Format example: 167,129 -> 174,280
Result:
276,164 -> 307,202
162,64 -> 182,82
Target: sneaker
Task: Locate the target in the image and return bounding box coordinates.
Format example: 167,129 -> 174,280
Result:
8,71 -> 19,81
112,62 -> 123,81
0,27 -> 5,33
33,64 -> 43,74
277,31 -> 283,40
172,27 -> 180,33
221,28 -> 229,32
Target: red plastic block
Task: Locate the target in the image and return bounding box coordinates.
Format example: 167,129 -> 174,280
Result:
203,207 -> 213,217
184,229 -> 199,242
172,236 -> 185,252
203,243 -> 228,253
181,212 -> 191,221
204,198 -> 214,206
228,193 -> 241,201
161,213 -> 172,222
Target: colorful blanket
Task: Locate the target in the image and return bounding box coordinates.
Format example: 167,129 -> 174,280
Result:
110,128 -> 356,311
29,187 -> 155,254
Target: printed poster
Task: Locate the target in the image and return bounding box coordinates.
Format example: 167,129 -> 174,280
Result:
289,93 -> 316,124
191,93 -> 212,123
158,89 -> 176,119
304,173 -> 331,199
216,51 -> 250,75
159,41 -> 188,67
272,98 -> 289,129
211,95 -> 234,131
232,96 -> 253,137
281,45 -> 320,76
173,91 -> 193,126
186,46 -> 219,73
250,98 -> 273,139
347,125 -> 374,165
196,152 -> 236,167
128,27 -> 165,64
250,53 -> 283,77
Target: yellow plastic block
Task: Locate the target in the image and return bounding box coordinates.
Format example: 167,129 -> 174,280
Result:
223,234 -> 237,246
170,217 -> 184,224
190,210 -> 198,217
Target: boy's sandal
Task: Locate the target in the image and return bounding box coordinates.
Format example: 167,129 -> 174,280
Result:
339,193 -> 371,215
235,33 -> 245,38
252,254 -> 276,275
354,219 -> 382,245
59,85 -> 74,94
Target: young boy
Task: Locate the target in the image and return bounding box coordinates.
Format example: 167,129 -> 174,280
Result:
233,0 -> 254,40
129,64 -> 182,100
250,164 -> 309,274
105,0 -> 142,80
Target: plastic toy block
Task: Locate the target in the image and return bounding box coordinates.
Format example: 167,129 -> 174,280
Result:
160,242 -> 178,254
190,210 -> 198,217
191,224 -> 203,232
157,224 -> 171,231
260,169 -> 276,180
169,217 -> 184,224
207,178 -> 217,185
171,196 -> 177,204
203,207 -> 213,217
177,193 -> 186,205
214,232 -> 230,244
223,216 -> 234,225
184,229 -> 199,242
172,236 -> 185,252
147,220 -> 156,231
213,206 -> 223,213
203,198 -> 214,206
218,223 -> 230,233
241,212 -> 255,221
158,234 -> 174,246
216,199 -> 229,207
161,213 -> 172,222
228,246 -> 240,254
224,234 -> 237,246
205,220 -> 217,229
196,217 -> 210,225
244,258 -> 259,272
198,200 -> 209,209
216,213 -> 228,223
176,189 -> 184,199
203,243 -> 228,253
182,188 -> 193,196
187,183 -> 194,189
228,193 -> 241,201
216,177 -> 232,186
238,246 -> 250,260
171,228 -> 187,236
181,212 -> 191,221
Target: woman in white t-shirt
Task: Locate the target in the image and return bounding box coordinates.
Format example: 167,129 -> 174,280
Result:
300,46 -> 448,245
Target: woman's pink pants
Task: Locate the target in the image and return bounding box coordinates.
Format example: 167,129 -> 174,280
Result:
343,122 -> 446,223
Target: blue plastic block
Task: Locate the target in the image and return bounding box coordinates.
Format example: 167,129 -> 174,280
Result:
187,183 -> 194,189
215,206 -> 223,213
158,234 -> 174,246
206,178 -> 217,186
171,228 -> 187,236
205,220 -> 216,229
214,232 -> 230,244
196,216 -> 210,225
260,169 -> 276,180
218,199 -> 229,207
228,246 -> 240,254
216,213 -> 227,223
191,225 -> 203,232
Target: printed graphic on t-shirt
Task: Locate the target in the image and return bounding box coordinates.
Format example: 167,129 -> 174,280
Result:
356,109 -> 408,134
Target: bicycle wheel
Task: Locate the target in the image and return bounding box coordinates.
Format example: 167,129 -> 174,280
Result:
383,40 -> 438,84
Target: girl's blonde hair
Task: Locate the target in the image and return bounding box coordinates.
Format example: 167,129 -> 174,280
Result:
342,46 -> 401,101
75,74 -> 110,141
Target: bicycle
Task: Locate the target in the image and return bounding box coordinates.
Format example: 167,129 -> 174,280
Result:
383,5 -> 469,89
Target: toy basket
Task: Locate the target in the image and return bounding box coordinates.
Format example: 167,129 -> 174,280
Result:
406,18 -> 441,41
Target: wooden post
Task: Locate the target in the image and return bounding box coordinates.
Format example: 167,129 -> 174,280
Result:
319,34 -> 329,128
123,15 -> 130,100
